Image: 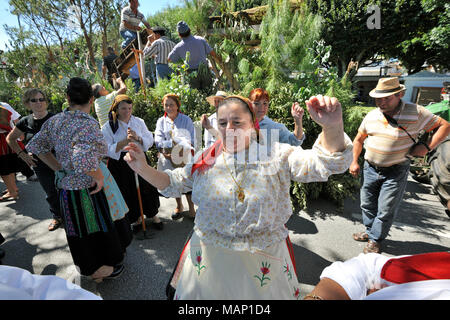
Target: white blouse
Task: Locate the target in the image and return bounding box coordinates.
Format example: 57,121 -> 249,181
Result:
320,253 -> 450,300
160,134 -> 353,252
101,115 -> 154,160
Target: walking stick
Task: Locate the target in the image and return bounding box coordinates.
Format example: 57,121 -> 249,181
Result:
134,171 -> 152,240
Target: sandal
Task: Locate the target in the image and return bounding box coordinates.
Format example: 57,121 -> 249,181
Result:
0,193 -> 19,202
48,218 -> 62,231
352,231 -> 369,242
171,207 -> 184,220
363,240 -> 381,254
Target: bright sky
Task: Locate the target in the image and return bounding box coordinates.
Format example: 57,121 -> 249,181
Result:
0,0 -> 182,51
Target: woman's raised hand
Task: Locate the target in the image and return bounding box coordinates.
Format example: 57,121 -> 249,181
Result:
305,95 -> 343,129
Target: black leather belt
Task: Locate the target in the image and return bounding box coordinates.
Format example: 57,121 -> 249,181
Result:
367,160 -> 409,173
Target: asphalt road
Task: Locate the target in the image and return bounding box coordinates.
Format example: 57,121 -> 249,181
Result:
1,173 -> 449,300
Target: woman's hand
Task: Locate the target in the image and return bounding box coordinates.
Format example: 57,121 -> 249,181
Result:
305,95 -> 343,129
291,102 -> 304,123
19,152 -> 37,168
86,168 -> 104,195
306,95 -> 345,153
123,142 -> 149,175
201,114 -> 212,130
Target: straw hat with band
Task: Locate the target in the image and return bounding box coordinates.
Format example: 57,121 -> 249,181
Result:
109,94 -> 132,133
369,77 -> 406,98
206,91 -> 228,106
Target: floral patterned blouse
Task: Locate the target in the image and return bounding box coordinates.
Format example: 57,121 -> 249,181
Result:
27,109 -> 107,190
160,134 -> 353,252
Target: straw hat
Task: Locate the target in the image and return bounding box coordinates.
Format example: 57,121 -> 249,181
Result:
206,91 -> 228,106
369,77 -> 406,98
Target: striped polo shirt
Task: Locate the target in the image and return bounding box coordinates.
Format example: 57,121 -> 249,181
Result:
120,6 -> 145,32
143,36 -> 176,64
94,91 -> 118,128
359,100 -> 442,167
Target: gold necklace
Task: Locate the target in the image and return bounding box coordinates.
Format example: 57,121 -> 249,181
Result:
222,152 -> 248,203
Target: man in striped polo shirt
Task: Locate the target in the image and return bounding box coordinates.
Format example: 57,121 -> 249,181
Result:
143,26 -> 176,82
349,77 -> 450,254
120,0 -> 151,49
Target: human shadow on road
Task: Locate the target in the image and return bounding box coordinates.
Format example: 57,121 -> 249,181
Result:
290,242 -> 332,287
287,214 -> 318,235
382,239 -> 450,256
92,217 -> 194,300
0,237 -> 38,273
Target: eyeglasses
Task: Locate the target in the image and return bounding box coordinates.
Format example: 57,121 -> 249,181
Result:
29,98 -> 46,103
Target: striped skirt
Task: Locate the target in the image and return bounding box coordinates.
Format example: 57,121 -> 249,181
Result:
58,187 -> 133,276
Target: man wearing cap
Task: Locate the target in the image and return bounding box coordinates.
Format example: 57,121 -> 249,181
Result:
201,91 -> 228,148
349,77 -> 450,254
120,0 -> 151,49
168,21 -> 222,92
143,27 -> 176,82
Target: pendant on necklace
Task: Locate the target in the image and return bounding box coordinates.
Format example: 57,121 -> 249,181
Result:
237,188 -> 245,203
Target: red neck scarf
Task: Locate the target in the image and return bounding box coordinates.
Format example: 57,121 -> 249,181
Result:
380,251 -> 450,284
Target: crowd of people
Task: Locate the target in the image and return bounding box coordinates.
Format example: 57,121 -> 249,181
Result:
0,0 -> 449,300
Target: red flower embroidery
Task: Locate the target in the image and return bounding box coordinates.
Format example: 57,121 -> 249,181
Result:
194,251 -> 206,276
254,262 -> 271,287
294,288 -> 300,299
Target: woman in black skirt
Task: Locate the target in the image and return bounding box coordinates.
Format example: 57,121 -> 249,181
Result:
27,78 -> 132,282
101,94 -> 161,230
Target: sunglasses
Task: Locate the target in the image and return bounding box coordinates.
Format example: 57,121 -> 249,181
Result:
29,98 -> 46,103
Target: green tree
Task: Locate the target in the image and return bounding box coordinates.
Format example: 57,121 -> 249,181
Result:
307,0 -> 445,76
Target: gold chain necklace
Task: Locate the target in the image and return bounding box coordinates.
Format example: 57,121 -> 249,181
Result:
222,152 -> 248,203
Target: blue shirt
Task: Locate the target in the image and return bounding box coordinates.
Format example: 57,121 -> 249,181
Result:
259,116 -> 305,147
155,113 -> 195,150
168,35 -> 213,70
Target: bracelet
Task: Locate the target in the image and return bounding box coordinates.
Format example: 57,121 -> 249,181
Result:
304,293 -> 324,300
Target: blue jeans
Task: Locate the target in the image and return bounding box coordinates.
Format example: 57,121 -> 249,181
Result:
120,30 -> 137,49
156,63 -> 173,81
360,160 -> 410,242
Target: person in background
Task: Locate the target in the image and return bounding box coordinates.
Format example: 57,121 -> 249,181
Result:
119,0 -> 151,49
0,102 -> 36,202
92,77 -> 127,128
129,64 -> 141,92
101,94 -> 162,230
201,90 -> 228,148
143,26 -> 176,82
102,47 -> 118,88
154,94 -> 196,220
6,89 -> 61,231
26,77 -> 132,282
168,21 -> 222,93
249,88 -> 305,148
349,77 -> 450,254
